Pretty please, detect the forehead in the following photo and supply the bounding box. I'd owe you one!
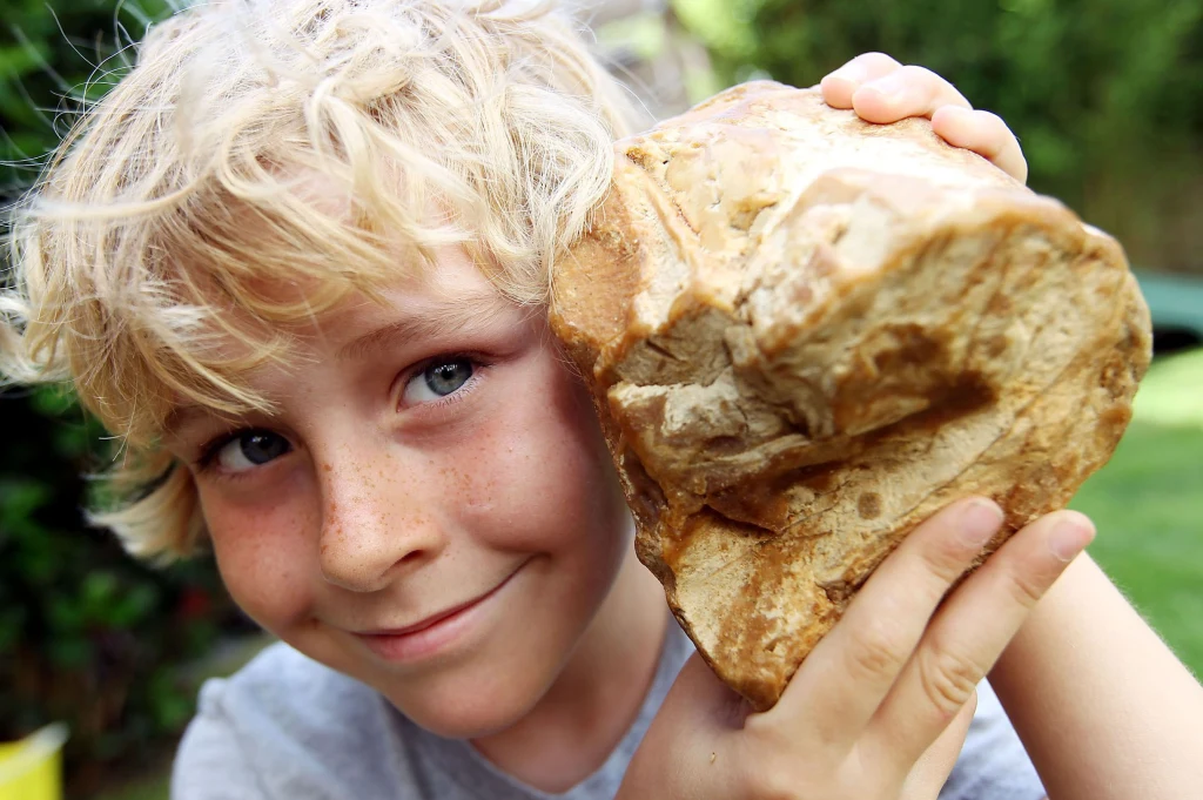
[311,248,525,352]
[163,246,528,429]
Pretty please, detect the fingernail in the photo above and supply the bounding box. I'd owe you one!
[960,499,1004,548]
[1049,514,1095,562]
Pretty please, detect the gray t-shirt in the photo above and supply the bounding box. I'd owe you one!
[172,623,1044,799]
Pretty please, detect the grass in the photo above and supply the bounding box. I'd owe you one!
[1069,347,1203,677]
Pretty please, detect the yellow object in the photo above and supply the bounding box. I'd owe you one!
[0,724,68,800]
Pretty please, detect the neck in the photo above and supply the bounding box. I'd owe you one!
[471,547,669,792]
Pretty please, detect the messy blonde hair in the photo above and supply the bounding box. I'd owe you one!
[0,0,640,560]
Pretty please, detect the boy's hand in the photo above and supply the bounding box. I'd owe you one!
[617,498,1094,800]
[819,53,1028,184]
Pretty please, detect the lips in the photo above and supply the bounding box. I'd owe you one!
[364,592,491,637]
[352,565,523,662]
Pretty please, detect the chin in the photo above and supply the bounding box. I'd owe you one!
[383,673,547,740]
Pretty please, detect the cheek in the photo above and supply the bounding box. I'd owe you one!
[198,485,317,633]
[461,356,628,557]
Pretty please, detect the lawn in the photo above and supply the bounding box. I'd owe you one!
[1069,347,1203,677]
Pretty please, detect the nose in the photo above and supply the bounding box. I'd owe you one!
[315,444,446,593]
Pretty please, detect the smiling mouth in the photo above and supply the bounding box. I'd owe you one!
[352,563,525,661]
[366,589,498,637]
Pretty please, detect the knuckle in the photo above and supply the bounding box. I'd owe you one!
[1003,564,1048,609]
[975,109,1007,129]
[740,758,803,800]
[917,644,982,716]
[899,63,970,107]
[919,536,974,587]
[974,111,1012,145]
[855,51,903,72]
[732,728,804,799]
[742,714,798,759]
[845,619,906,682]
[899,63,939,82]
[898,64,944,95]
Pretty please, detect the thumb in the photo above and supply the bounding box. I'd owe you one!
[899,688,978,799]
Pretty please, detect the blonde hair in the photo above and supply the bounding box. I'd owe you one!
[0,0,641,560]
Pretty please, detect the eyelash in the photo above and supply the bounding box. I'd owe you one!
[192,353,490,476]
[194,429,272,474]
[398,352,488,412]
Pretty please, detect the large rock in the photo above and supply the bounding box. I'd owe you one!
[550,81,1152,710]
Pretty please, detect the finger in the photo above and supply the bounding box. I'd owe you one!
[820,52,903,108]
[932,106,1029,183]
[869,510,1094,770]
[777,497,1004,748]
[851,64,972,124]
[897,689,976,800]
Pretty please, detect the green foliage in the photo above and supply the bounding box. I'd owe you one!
[674,0,1203,273]
[1,0,170,195]
[0,387,242,795]
[2,7,238,794]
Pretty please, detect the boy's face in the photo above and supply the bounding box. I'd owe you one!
[167,248,636,737]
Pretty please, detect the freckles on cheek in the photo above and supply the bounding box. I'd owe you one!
[204,504,316,631]
[441,433,506,521]
[492,403,615,521]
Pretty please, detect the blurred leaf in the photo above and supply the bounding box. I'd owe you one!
[0,605,26,652]
[0,478,52,535]
[107,583,160,628]
[148,671,194,730]
[674,0,1203,272]
[0,385,241,792]
[47,635,93,669]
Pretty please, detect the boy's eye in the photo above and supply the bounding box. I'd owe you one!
[213,430,292,473]
[403,358,476,405]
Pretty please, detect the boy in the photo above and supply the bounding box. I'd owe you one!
[2,1,1200,798]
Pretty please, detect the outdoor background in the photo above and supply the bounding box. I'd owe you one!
[2,1,1201,797]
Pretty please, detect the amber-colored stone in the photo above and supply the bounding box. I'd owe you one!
[550,82,1152,710]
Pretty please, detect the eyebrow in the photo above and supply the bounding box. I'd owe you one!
[163,290,523,438]
[335,289,519,362]
[162,403,234,443]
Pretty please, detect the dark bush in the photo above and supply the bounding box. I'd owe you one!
[2,2,243,795]
[0,387,245,795]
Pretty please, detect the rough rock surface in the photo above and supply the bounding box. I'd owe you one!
[549,81,1152,711]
